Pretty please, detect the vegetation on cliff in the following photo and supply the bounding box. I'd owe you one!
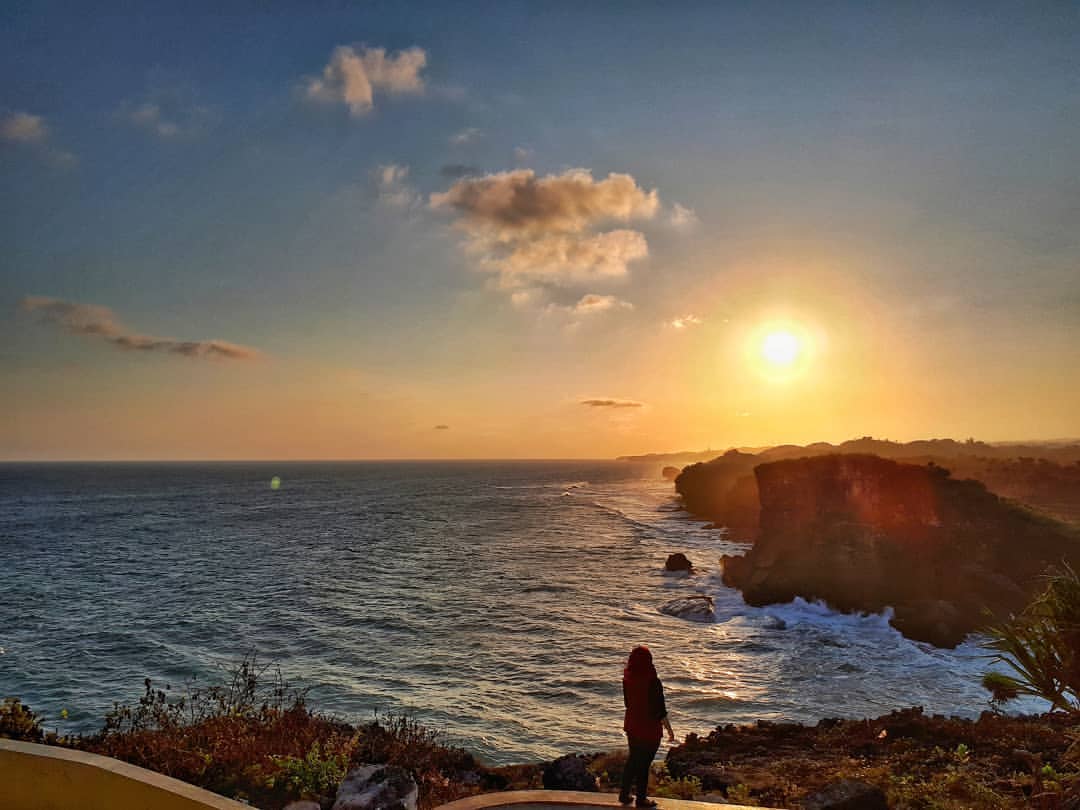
[0,657,498,810]
[665,708,1080,808]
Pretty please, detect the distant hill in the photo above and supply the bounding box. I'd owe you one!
[621,436,1080,465]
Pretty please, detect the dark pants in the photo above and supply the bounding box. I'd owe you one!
[620,736,660,802]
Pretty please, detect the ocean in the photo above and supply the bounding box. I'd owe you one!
[0,461,1028,764]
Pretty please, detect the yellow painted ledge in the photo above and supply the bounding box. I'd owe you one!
[434,789,773,810]
[0,738,252,810]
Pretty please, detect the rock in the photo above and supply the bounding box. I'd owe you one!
[333,765,418,810]
[284,803,321,810]
[662,466,681,480]
[542,753,598,791]
[660,594,715,622]
[803,779,887,810]
[665,552,693,572]
[762,615,786,630]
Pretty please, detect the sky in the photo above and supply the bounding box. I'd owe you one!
[2,1,1079,460]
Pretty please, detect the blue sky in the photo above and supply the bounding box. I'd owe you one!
[3,1,1079,458]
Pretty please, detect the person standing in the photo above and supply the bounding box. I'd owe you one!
[619,645,675,807]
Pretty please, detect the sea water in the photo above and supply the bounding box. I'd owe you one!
[0,461,1030,764]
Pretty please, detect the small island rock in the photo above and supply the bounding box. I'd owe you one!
[660,594,715,622]
[665,552,693,572]
[662,465,681,480]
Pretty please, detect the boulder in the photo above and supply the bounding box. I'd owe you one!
[662,466,681,480]
[333,765,418,810]
[803,779,887,810]
[660,594,715,622]
[541,754,598,792]
[665,552,693,572]
[284,803,321,810]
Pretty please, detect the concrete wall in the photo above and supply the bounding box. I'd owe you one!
[0,739,252,810]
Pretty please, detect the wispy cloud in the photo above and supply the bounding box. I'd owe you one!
[449,127,482,145]
[430,168,659,292]
[669,202,699,231]
[1,110,76,167]
[433,424,450,430]
[580,398,644,408]
[669,314,703,329]
[550,293,634,316]
[375,163,418,209]
[20,296,260,361]
[513,146,533,162]
[306,45,427,116]
[1,111,47,142]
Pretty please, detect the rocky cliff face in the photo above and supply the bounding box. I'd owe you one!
[675,450,762,540]
[720,454,1080,647]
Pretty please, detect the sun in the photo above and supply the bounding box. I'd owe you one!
[761,331,800,367]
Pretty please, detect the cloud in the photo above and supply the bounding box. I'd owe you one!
[430,168,659,291]
[375,163,418,208]
[449,127,482,145]
[440,163,481,178]
[548,293,634,316]
[119,82,218,139]
[669,314,703,329]
[669,202,699,230]
[306,45,427,116]
[433,424,450,430]
[20,296,260,361]
[1,110,76,167]
[513,146,533,162]
[1,111,48,143]
[580,398,644,408]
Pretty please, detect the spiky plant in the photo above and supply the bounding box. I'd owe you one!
[982,564,1080,713]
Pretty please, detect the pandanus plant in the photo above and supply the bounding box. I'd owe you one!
[982,564,1080,714]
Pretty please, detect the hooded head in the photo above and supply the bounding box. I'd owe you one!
[623,645,657,682]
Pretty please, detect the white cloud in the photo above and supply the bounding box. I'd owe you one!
[669,314,703,329]
[569,293,634,314]
[513,146,533,162]
[669,202,699,230]
[375,163,418,208]
[450,127,482,145]
[1,110,76,167]
[306,45,427,116]
[430,168,660,294]
[1,111,48,143]
[20,296,260,361]
[494,230,648,287]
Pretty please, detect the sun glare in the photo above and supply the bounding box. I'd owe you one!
[761,331,800,367]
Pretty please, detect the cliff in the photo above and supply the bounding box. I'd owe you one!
[720,454,1080,646]
[674,450,762,540]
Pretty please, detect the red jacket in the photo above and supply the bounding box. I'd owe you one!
[623,675,667,743]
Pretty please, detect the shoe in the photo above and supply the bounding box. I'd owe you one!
[618,794,632,806]
[635,801,658,808]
